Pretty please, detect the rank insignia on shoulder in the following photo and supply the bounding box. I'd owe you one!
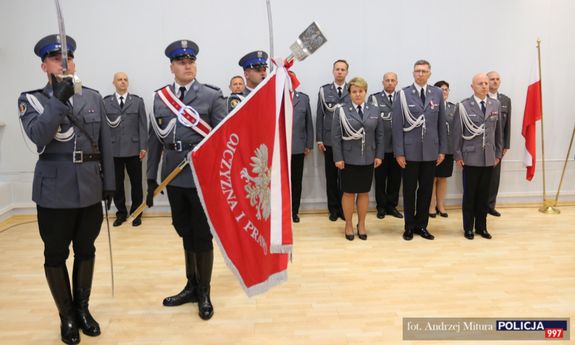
[19,102,27,115]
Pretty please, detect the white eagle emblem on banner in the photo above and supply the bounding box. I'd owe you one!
[240,144,271,220]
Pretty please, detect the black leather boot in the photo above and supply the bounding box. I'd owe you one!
[196,250,214,320]
[163,251,198,306]
[44,265,80,345]
[72,259,101,337]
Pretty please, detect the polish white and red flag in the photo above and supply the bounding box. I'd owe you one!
[522,58,542,181]
[190,60,298,296]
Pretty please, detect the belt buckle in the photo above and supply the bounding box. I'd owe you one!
[175,141,183,152]
[73,151,83,163]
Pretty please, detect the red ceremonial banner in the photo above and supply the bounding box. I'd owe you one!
[191,62,295,296]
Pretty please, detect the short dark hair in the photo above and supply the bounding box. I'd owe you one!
[434,80,449,88]
[333,59,349,70]
[229,75,244,84]
[413,59,431,69]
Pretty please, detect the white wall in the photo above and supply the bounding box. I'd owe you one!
[1,0,575,218]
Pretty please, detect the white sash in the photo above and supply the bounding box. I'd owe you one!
[458,102,486,148]
[399,89,426,138]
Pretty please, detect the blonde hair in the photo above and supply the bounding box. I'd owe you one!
[347,77,368,92]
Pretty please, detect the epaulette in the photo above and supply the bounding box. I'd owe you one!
[21,88,44,95]
[321,83,332,89]
[296,91,309,98]
[203,83,221,91]
[129,94,142,99]
[103,94,114,99]
[82,86,100,94]
[154,84,170,93]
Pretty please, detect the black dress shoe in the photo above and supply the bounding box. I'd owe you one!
[475,230,492,239]
[386,207,404,218]
[292,214,300,223]
[132,217,142,227]
[113,216,126,227]
[488,209,501,217]
[429,212,437,218]
[376,209,386,219]
[415,228,435,240]
[345,232,354,241]
[402,229,413,241]
[356,225,367,240]
[464,230,474,240]
[436,207,448,218]
[328,213,338,221]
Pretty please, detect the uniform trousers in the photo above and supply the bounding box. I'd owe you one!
[166,185,213,253]
[323,146,342,215]
[402,161,436,231]
[113,156,143,219]
[37,203,103,267]
[488,160,502,210]
[291,154,305,215]
[462,165,493,232]
[374,152,402,212]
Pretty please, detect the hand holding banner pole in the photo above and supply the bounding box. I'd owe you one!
[126,158,190,223]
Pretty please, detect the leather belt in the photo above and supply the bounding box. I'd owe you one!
[39,151,101,163]
[164,141,195,152]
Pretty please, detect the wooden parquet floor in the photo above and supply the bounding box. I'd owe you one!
[1,207,574,344]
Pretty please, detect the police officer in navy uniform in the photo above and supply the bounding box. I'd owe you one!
[19,34,115,344]
[103,72,147,227]
[146,39,227,320]
[332,77,384,240]
[487,71,511,217]
[316,59,351,221]
[392,59,447,241]
[369,72,403,220]
[453,73,503,240]
[238,50,268,96]
[291,90,314,223]
[226,75,245,112]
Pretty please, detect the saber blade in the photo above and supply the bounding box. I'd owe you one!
[54,0,68,74]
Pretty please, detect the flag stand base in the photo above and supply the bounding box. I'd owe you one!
[538,199,560,214]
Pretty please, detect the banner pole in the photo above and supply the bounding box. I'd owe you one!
[537,39,559,214]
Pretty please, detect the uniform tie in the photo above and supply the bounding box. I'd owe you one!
[420,87,425,104]
[179,86,187,101]
[388,94,393,104]
[480,100,486,115]
[119,96,124,109]
[337,86,342,98]
[357,105,363,120]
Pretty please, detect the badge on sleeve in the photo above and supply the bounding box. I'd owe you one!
[19,102,27,115]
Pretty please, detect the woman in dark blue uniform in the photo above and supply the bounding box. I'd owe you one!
[332,77,384,240]
[429,80,456,218]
